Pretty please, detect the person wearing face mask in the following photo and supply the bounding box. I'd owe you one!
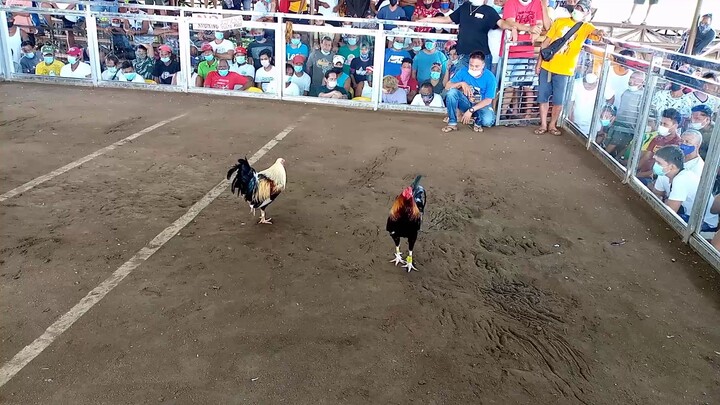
[678,14,715,56]
[604,71,647,157]
[337,35,361,76]
[637,108,682,184]
[307,36,336,95]
[412,39,447,83]
[19,41,41,75]
[195,43,219,87]
[230,47,256,86]
[60,47,92,79]
[133,45,155,80]
[254,49,278,92]
[444,43,460,83]
[205,59,250,90]
[350,43,374,97]
[688,104,715,159]
[377,0,408,30]
[152,44,181,85]
[384,37,412,77]
[287,32,310,62]
[411,0,439,32]
[290,55,312,96]
[266,63,302,95]
[422,0,539,69]
[534,0,604,136]
[651,145,718,231]
[408,38,424,58]
[441,51,496,132]
[427,62,445,94]
[567,72,601,135]
[395,58,419,103]
[35,45,64,77]
[606,49,635,110]
[594,104,617,147]
[411,81,445,107]
[318,70,349,99]
[210,32,234,60]
[101,55,122,81]
[684,72,720,115]
[248,29,275,70]
[118,61,147,83]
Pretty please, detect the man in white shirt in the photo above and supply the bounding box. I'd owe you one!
[653,129,704,195]
[118,60,147,83]
[209,31,235,59]
[229,46,256,86]
[652,144,718,230]
[267,64,301,96]
[411,82,445,107]
[290,55,312,96]
[60,47,92,79]
[568,73,610,135]
[606,49,634,109]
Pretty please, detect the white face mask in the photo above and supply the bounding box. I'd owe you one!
[468,68,483,78]
[469,0,483,5]
[260,59,270,68]
[327,80,337,89]
[571,10,585,22]
[628,85,640,92]
[657,125,671,137]
[689,121,704,130]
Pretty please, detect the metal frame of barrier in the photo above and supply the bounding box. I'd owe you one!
[3,1,720,271]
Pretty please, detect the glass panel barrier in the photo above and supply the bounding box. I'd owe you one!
[566,44,612,140]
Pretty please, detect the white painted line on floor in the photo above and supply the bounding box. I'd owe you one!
[0,113,188,202]
[0,114,308,388]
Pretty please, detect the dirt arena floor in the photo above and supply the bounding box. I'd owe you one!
[1,82,719,405]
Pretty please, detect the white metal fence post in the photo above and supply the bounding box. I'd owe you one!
[85,7,102,86]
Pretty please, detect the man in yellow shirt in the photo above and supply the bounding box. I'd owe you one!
[534,0,603,136]
[35,45,65,77]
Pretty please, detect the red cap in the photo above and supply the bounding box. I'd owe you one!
[67,47,82,57]
[291,55,305,64]
[158,44,172,53]
[234,46,247,55]
[200,42,213,52]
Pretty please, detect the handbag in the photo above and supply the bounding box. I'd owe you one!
[540,21,584,62]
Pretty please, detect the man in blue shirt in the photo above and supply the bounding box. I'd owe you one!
[377,0,407,30]
[384,37,412,77]
[441,51,497,133]
[412,39,447,83]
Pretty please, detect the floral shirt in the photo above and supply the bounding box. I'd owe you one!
[413,5,439,32]
[651,90,693,118]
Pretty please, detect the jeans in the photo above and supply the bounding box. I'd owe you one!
[445,88,495,127]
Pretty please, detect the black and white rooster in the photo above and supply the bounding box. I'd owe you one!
[226,157,286,224]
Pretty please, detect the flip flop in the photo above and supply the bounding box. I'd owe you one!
[441,125,459,133]
[442,116,450,123]
[549,128,562,136]
[472,124,483,133]
[534,127,547,135]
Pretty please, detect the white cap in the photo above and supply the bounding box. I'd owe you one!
[585,73,598,84]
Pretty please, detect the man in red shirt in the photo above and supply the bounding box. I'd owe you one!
[411,0,439,32]
[204,59,250,90]
[501,0,550,118]
[396,57,419,104]
[637,108,682,184]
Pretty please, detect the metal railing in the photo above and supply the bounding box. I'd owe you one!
[2,1,720,271]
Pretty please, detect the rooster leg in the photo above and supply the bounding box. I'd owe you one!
[389,235,405,265]
[248,202,256,216]
[403,235,418,272]
[258,209,272,224]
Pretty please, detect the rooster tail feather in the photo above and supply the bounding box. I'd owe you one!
[410,175,422,190]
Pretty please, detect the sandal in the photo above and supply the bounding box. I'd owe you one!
[472,124,483,133]
[534,127,547,135]
[442,116,449,123]
[441,125,458,133]
[548,128,562,136]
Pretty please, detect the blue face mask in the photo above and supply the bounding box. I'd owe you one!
[679,144,696,156]
[347,37,357,46]
[218,69,229,77]
[293,65,303,73]
[236,55,246,64]
[291,38,301,45]
[108,67,117,73]
[430,71,441,80]
[161,56,171,63]
[425,41,436,51]
[44,56,54,64]
[254,35,265,41]
[412,46,422,52]
[600,119,611,127]
[204,54,214,62]
[24,52,35,59]
[491,5,502,13]
[440,2,449,9]
[652,162,666,176]
[393,42,404,50]
[360,53,369,60]
[124,72,137,81]
[67,57,77,65]
[214,32,224,40]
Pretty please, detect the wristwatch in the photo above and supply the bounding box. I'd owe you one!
[469,107,476,113]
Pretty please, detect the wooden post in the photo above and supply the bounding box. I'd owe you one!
[685,0,704,54]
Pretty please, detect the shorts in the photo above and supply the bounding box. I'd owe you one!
[634,0,659,4]
[505,57,536,86]
[605,125,634,150]
[537,68,570,104]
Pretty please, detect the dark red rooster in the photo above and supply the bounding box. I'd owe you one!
[226,157,286,224]
[387,175,426,272]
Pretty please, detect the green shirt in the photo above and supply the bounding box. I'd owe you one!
[198,59,218,79]
[337,45,360,76]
